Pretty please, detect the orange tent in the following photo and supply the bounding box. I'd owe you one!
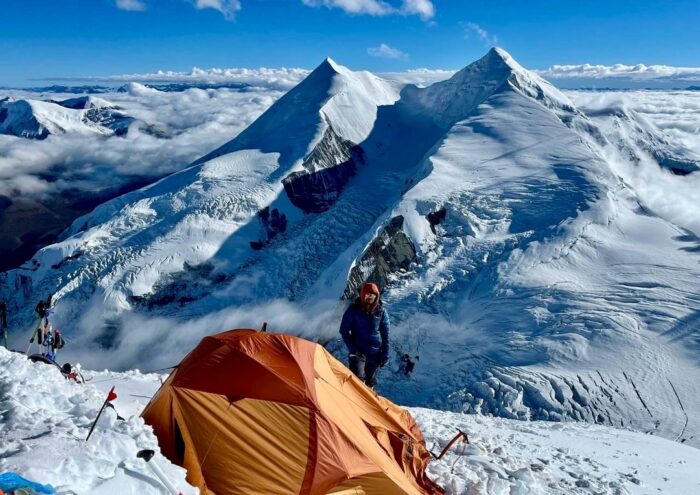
[142,329,444,495]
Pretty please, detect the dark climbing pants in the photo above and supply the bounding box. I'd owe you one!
[349,353,381,388]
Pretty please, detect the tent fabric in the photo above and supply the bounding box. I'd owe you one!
[142,329,444,495]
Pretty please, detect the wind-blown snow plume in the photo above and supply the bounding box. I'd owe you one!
[462,22,498,47]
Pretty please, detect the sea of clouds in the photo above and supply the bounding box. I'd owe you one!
[0,83,283,198]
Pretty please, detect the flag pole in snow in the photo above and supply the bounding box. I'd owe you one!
[137,449,183,495]
[86,386,117,442]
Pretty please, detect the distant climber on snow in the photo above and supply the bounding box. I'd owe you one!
[31,294,53,346]
[29,294,56,356]
[339,282,390,388]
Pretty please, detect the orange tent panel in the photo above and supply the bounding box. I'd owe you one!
[142,329,444,495]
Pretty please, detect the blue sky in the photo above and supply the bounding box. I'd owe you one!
[1,0,699,86]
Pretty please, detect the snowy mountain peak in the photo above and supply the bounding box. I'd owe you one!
[320,56,342,72]
[402,47,575,129]
[453,46,522,81]
[57,95,120,110]
[0,96,133,140]
[487,47,525,72]
[302,56,356,86]
[197,56,398,164]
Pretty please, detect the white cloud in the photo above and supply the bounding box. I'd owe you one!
[400,0,434,20]
[302,0,391,15]
[302,0,434,19]
[193,0,241,20]
[538,63,700,82]
[463,22,498,47]
[115,0,147,11]
[367,43,408,60]
[50,67,311,91]
[61,299,343,370]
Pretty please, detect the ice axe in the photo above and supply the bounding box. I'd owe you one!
[431,429,470,460]
[137,449,183,495]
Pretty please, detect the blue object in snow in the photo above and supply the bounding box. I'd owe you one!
[0,472,55,494]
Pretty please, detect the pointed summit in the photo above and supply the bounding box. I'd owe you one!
[195,56,398,165]
[322,57,342,72]
[486,47,523,70]
[402,48,573,129]
[306,57,349,81]
[311,57,340,75]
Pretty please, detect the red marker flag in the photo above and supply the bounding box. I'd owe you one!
[86,386,118,442]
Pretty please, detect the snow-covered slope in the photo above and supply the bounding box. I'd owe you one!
[416,407,700,494]
[568,91,700,175]
[0,96,134,139]
[2,346,699,495]
[2,49,699,449]
[0,348,197,494]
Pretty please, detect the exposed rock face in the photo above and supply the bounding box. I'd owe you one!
[83,107,133,136]
[283,124,364,213]
[426,208,447,234]
[343,215,416,299]
[250,206,288,250]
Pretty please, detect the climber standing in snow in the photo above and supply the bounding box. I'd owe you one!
[339,282,390,388]
[29,294,53,353]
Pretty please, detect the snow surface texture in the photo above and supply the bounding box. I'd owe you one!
[0,347,197,495]
[2,346,699,495]
[414,408,700,495]
[2,49,699,449]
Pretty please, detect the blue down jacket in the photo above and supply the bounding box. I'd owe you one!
[339,300,390,360]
